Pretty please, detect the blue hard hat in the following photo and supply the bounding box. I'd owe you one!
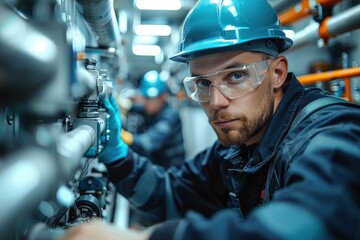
[169,0,293,63]
[139,70,168,98]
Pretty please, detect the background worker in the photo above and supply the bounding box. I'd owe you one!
[123,93,147,136]
[121,70,185,169]
[59,0,360,239]
[121,70,186,227]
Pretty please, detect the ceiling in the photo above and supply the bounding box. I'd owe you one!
[113,0,198,84]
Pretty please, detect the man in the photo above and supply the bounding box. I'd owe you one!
[60,0,360,239]
[122,70,185,169]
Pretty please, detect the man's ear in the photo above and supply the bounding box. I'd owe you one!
[272,56,288,89]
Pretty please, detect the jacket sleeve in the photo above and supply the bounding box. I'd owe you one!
[106,142,227,222]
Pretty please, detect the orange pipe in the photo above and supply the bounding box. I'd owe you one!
[279,0,312,26]
[298,66,360,85]
[343,77,352,102]
[318,17,332,41]
[279,0,343,26]
[316,0,342,7]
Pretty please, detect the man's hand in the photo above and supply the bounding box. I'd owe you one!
[99,96,129,164]
[57,220,151,240]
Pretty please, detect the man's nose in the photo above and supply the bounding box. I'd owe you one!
[209,85,230,109]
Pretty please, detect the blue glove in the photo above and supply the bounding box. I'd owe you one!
[99,96,128,164]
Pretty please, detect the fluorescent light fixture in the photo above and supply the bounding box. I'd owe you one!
[118,10,128,33]
[134,35,159,45]
[284,29,295,40]
[135,24,172,36]
[136,0,181,10]
[133,44,161,56]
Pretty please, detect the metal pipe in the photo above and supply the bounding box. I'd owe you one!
[0,125,95,239]
[75,0,121,48]
[0,3,57,103]
[291,4,360,50]
[271,0,302,14]
[291,22,320,49]
[0,147,59,239]
[72,66,97,99]
[325,4,360,37]
[56,125,96,178]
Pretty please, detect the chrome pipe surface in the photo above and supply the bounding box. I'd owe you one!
[291,4,360,50]
[0,3,57,102]
[75,0,121,47]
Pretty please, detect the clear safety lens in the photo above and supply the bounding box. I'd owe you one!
[183,59,272,102]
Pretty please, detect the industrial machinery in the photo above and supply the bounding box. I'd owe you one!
[0,0,125,239]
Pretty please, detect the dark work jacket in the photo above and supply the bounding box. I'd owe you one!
[106,73,360,240]
[130,103,185,169]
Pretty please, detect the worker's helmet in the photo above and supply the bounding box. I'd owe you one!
[139,70,168,98]
[169,0,293,63]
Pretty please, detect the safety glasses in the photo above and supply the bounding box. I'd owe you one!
[183,59,273,102]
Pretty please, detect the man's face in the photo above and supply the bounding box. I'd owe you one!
[189,51,276,146]
[144,95,166,116]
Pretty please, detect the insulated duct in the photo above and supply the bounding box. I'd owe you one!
[271,0,302,14]
[75,0,121,48]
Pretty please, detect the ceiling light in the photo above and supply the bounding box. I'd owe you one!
[118,10,128,33]
[132,44,161,56]
[284,29,295,40]
[134,35,159,45]
[135,24,171,36]
[135,0,181,10]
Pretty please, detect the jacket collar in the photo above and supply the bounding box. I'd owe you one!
[218,73,305,172]
[246,73,305,171]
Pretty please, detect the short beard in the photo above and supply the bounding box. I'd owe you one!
[211,97,274,147]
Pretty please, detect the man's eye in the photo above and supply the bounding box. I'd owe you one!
[195,79,211,88]
[229,72,246,83]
